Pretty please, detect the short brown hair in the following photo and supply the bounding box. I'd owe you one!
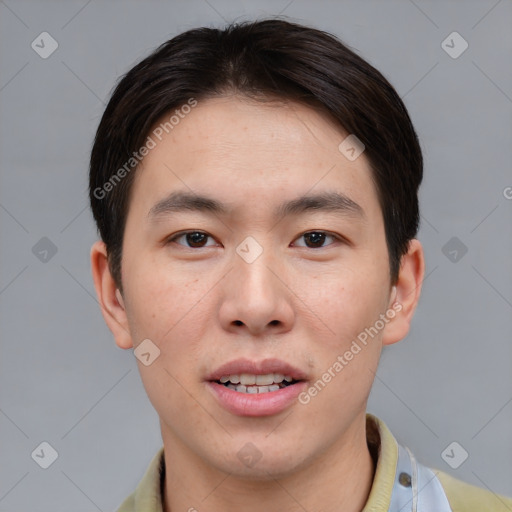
[89,19,423,291]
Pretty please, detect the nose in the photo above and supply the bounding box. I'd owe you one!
[218,244,295,336]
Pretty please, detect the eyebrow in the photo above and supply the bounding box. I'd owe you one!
[147,190,365,222]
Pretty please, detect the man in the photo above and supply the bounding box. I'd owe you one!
[89,19,512,512]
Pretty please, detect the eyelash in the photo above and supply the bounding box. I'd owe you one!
[165,230,343,249]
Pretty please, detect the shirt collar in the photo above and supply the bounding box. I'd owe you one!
[363,413,399,511]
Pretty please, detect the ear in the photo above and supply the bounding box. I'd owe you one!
[381,238,425,346]
[90,240,133,349]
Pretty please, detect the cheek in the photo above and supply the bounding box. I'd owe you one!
[128,264,219,383]
[124,254,205,339]
[303,264,388,345]
[128,270,211,418]
[297,266,387,406]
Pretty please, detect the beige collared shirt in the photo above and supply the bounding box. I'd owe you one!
[116,414,512,511]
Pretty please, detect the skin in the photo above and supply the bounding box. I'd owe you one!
[91,96,424,512]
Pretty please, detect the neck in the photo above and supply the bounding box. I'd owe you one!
[162,413,375,512]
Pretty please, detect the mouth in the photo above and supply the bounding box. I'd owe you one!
[205,358,308,416]
[216,372,299,394]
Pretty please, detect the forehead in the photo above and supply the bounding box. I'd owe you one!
[129,96,381,223]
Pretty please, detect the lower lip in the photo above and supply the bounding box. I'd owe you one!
[206,381,308,417]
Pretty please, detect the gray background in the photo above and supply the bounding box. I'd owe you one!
[1,0,511,510]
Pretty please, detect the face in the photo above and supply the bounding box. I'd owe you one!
[95,96,413,479]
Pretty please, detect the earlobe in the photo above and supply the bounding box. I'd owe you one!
[382,239,425,346]
[90,240,133,349]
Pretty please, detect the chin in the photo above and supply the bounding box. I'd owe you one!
[223,457,308,481]
[208,437,314,481]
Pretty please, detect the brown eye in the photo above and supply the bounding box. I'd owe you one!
[185,232,208,247]
[168,231,216,248]
[304,232,326,248]
[294,231,337,249]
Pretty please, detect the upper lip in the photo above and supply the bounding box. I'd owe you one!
[206,358,308,382]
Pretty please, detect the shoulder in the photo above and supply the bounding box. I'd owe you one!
[435,469,512,512]
[116,492,135,512]
[115,447,165,512]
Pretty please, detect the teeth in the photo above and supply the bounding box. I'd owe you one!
[233,384,275,394]
[222,381,296,394]
[255,374,274,385]
[219,373,293,386]
[240,373,256,385]
[220,374,241,384]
